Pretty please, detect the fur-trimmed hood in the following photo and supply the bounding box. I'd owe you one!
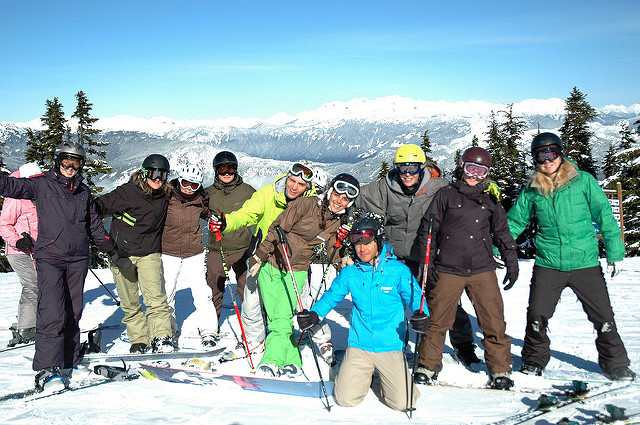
[530,159,579,197]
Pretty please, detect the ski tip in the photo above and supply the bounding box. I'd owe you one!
[138,369,156,380]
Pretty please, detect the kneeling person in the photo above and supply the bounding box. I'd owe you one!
[297,217,427,411]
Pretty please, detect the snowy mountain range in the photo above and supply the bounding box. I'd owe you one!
[1,95,639,192]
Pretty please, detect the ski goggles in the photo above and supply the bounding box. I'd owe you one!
[333,180,359,199]
[534,146,561,164]
[59,155,83,171]
[349,229,376,245]
[144,168,169,182]
[180,178,201,191]
[462,162,490,179]
[217,165,236,175]
[289,162,314,182]
[395,163,422,175]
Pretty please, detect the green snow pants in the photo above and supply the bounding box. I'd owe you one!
[257,262,307,368]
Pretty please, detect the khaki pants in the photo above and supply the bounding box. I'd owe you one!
[335,347,420,411]
[111,253,172,345]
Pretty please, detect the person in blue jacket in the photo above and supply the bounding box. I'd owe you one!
[297,216,429,411]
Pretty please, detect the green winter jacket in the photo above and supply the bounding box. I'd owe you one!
[507,160,624,272]
[224,174,315,242]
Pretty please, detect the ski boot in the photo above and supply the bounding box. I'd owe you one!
[7,324,36,347]
[413,365,438,385]
[519,361,544,376]
[282,364,303,379]
[200,333,220,348]
[603,366,636,381]
[453,343,481,368]
[35,367,70,392]
[491,372,514,390]
[129,342,150,354]
[151,336,174,353]
[256,363,281,378]
[319,341,335,366]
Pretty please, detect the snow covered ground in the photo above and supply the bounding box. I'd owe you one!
[0,258,638,424]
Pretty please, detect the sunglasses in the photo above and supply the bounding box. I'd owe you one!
[462,162,490,179]
[145,168,169,182]
[333,180,359,199]
[290,163,314,182]
[395,163,422,175]
[534,147,561,164]
[349,229,376,245]
[217,165,236,175]
[180,179,201,191]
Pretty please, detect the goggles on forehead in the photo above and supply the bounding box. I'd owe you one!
[349,229,376,245]
[395,163,422,175]
[144,168,169,182]
[290,162,314,182]
[217,164,236,175]
[462,162,490,179]
[333,180,359,199]
[534,147,561,164]
[180,178,201,191]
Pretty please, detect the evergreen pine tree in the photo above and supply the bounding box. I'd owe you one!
[617,121,640,255]
[72,91,110,196]
[559,87,598,177]
[601,141,619,179]
[420,130,435,163]
[377,161,390,180]
[485,111,508,194]
[25,97,67,169]
[498,104,528,210]
[470,135,479,147]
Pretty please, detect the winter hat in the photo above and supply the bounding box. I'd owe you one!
[19,162,43,178]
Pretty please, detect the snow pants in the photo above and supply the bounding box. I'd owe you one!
[418,270,513,374]
[335,347,420,411]
[206,249,248,317]
[162,252,219,336]
[302,263,334,347]
[258,262,306,368]
[8,254,38,330]
[33,257,88,371]
[241,270,267,344]
[111,253,172,346]
[522,265,630,373]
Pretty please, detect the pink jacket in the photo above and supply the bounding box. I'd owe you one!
[0,170,39,255]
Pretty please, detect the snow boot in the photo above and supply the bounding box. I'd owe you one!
[282,364,303,379]
[129,343,150,354]
[453,343,481,368]
[200,333,219,348]
[413,365,438,385]
[256,363,281,378]
[519,362,543,376]
[35,367,70,392]
[319,341,335,366]
[604,366,636,381]
[152,337,175,353]
[491,372,514,390]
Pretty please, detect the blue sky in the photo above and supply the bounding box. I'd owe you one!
[1,0,638,122]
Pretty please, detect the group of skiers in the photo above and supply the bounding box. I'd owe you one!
[0,130,635,406]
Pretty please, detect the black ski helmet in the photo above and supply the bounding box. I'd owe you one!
[461,146,491,168]
[142,154,170,172]
[54,142,86,171]
[213,151,238,168]
[350,216,385,253]
[531,132,563,155]
[328,173,360,208]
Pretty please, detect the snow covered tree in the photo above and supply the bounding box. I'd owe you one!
[25,97,67,169]
[72,91,110,196]
[470,135,479,147]
[377,161,390,180]
[601,141,619,179]
[420,129,435,163]
[559,87,598,178]
[498,104,528,209]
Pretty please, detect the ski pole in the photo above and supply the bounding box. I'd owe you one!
[409,213,435,419]
[89,268,121,306]
[217,234,256,372]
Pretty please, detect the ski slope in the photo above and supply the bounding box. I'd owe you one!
[0,258,638,424]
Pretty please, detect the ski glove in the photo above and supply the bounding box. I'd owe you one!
[15,232,34,253]
[108,249,133,272]
[410,311,430,334]
[336,224,351,246]
[296,310,319,331]
[607,262,620,278]
[248,255,262,277]
[208,213,226,234]
[502,268,518,290]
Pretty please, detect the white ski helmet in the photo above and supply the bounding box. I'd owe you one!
[178,163,204,184]
[311,166,328,192]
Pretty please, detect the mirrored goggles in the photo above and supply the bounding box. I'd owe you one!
[145,168,169,182]
[462,162,490,179]
[534,147,561,164]
[180,179,201,191]
[59,155,83,171]
[395,163,422,175]
[290,163,314,182]
[333,180,359,199]
[217,165,237,175]
[349,229,376,245]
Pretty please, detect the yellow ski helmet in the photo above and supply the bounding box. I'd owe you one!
[394,144,426,164]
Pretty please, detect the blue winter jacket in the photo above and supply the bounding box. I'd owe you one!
[312,243,425,353]
[0,168,110,261]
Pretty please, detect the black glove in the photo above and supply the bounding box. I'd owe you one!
[410,311,430,334]
[15,233,34,253]
[108,249,133,272]
[502,268,518,290]
[296,310,319,331]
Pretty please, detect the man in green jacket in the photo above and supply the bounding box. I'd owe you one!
[507,132,634,381]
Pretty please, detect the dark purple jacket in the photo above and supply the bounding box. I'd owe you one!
[0,168,110,261]
[418,181,518,277]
